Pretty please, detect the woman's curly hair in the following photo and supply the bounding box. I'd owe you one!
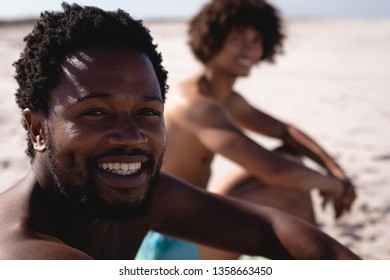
[188,0,284,64]
[13,2,168,159]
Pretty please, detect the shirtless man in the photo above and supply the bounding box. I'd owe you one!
[137,0,357,259]
[0,3,360,260]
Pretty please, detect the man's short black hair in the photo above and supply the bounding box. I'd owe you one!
[13,2,168,159]
[188,0,284,64]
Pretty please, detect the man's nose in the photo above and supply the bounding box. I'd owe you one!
[107,118,147,147]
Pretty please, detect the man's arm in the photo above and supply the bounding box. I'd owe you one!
[152,173,360,260]
[226,92,356,217]
[1,239,93,260]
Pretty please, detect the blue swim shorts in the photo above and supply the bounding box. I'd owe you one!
[135,231,200,260]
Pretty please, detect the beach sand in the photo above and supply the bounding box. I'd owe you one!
[1,19,389,259]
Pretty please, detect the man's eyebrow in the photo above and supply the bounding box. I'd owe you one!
[141,95,163,104]
[75,92,113,103]
[73,92,163,104]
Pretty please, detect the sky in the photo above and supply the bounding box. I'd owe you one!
[0,0,389,21]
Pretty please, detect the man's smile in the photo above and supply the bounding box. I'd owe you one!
[93,154,151,190]
[98,162,142,175]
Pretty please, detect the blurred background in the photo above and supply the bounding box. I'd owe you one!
[1,0,389,21]
[0,0,389,259]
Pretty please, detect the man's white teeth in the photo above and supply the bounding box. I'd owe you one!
[99,162,142,175]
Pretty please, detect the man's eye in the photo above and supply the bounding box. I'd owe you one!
[139,109,161,117]
[83,109,107,116]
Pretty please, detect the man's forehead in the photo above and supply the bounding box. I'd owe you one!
[55,48,161,105]
[64,51,93,71]
[62,47,143,68]
[60,47,154,84]
[60,50,94,100]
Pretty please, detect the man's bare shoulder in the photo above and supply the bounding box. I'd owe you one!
[0,235,92,260]
[0,178,91,260]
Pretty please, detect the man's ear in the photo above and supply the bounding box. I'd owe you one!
[23,109,47,153]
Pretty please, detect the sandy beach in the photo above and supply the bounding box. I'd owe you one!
[1,19,389,259]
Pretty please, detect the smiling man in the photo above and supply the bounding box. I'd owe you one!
[0,3,359,260]
[39,47,165,220]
